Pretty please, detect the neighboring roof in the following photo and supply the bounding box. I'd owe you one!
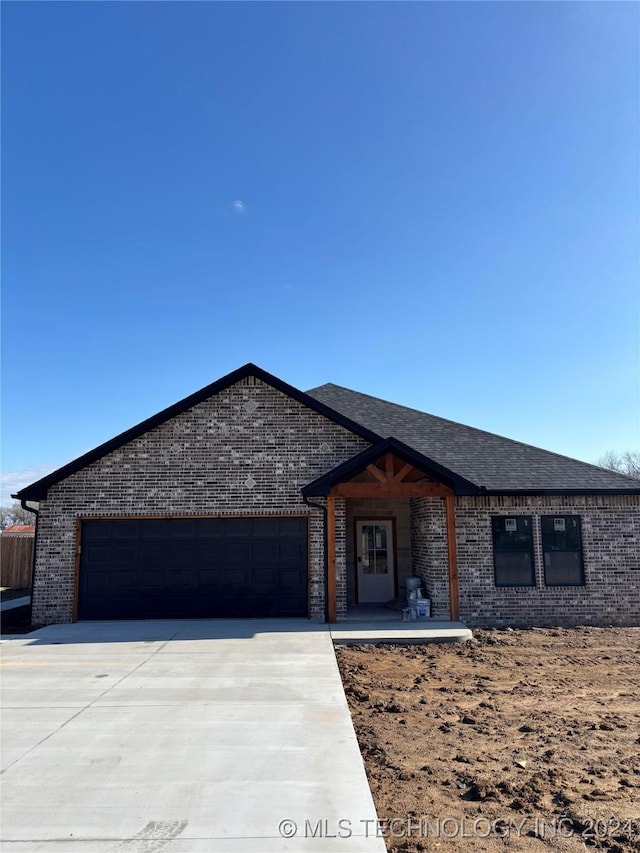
[14,364,382,502]
[1,525,35,534]
[302,437,480,496]
[306,383,640,494]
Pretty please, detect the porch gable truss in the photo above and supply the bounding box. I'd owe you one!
[301,436,480,499]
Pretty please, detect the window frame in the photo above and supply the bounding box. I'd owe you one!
[491,515,536,588]
[541,514,585,587]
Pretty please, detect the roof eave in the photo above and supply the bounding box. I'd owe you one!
[479,487,640,497]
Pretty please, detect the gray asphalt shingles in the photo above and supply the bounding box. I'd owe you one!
[306,383,639,492]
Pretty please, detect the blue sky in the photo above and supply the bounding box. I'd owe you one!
[2,1,638,503]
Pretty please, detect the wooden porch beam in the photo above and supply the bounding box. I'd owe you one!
[384,454,394,481]
[326,496,337,623]
[365,464,388,484]
[392,462,414,482]
[445,494,460,622]
[330,482,450,498]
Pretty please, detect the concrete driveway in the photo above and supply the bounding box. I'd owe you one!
[1,620,386,852]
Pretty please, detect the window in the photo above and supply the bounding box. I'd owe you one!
[492,516,535,586]
[541,515,585,586]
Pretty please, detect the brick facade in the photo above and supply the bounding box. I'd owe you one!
[30,374,640,628]
[456,495,640,627]
[409,497,450,619]
[32,377,369,624]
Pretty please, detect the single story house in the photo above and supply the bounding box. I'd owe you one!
[15,363,640,627]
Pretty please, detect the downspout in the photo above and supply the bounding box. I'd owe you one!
[302,495,330,623]
[20,499,39,627]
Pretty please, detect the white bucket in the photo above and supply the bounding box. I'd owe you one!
[406,577,422,591]
[415,598,431,620]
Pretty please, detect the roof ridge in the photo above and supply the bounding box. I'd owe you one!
[306,383,640,485]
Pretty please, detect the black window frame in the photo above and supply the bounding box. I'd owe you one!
[491,515,536,588]
[541,514,585,587]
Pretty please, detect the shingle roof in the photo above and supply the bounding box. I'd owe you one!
[305,383,640,493]
[1,525,35,534]
[301,437,480,496]
[13,364,640,501]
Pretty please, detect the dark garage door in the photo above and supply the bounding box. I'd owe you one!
[78,517,308,620]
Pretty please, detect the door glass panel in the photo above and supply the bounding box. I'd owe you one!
[356,520,394,603]
[361,529,371,567]
[359,524,390,574]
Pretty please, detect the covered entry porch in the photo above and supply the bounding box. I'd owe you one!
[303,438,478,624]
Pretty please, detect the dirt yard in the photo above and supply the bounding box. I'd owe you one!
[336,628,640,852]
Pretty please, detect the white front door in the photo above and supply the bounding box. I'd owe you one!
[356,520,395,603]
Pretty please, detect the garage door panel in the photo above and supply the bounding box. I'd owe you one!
[111,570,138,590]
[197,519,225,538]
[169,543,195,564]
[140,542,168,564]
[279,541,306,562]
[252,542,278,563]
[224,518,252,537]
[277,594,307,615]
[85,544,110,563]
[195,542,225,564]
[78,517,308,619]
[170,519,199,539]
[224,542,252,563]
[167,569,196,588]
[111,545,137,562]
[251,517,281,537]
[253,567,278,586]
[279,567,305,586]
[197,568,225,589]
[224,566,252,587]
[139,568,166,589]
[84,571,109,594]
[84,521,113,540]
[110,520,139,539]
[279,517,308,538]
[141,519,170,538]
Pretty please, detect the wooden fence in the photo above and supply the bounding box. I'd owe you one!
[1,534,34,588]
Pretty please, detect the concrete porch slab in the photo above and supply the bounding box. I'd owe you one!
[330,619,472,644]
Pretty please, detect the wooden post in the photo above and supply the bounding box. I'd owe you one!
[72,518,82,622]
[445,494,460,622]
[326,495,337,623]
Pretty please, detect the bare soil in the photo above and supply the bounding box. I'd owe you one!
[336,628,640,852]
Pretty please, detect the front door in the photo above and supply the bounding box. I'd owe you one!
[356,520,395,603]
